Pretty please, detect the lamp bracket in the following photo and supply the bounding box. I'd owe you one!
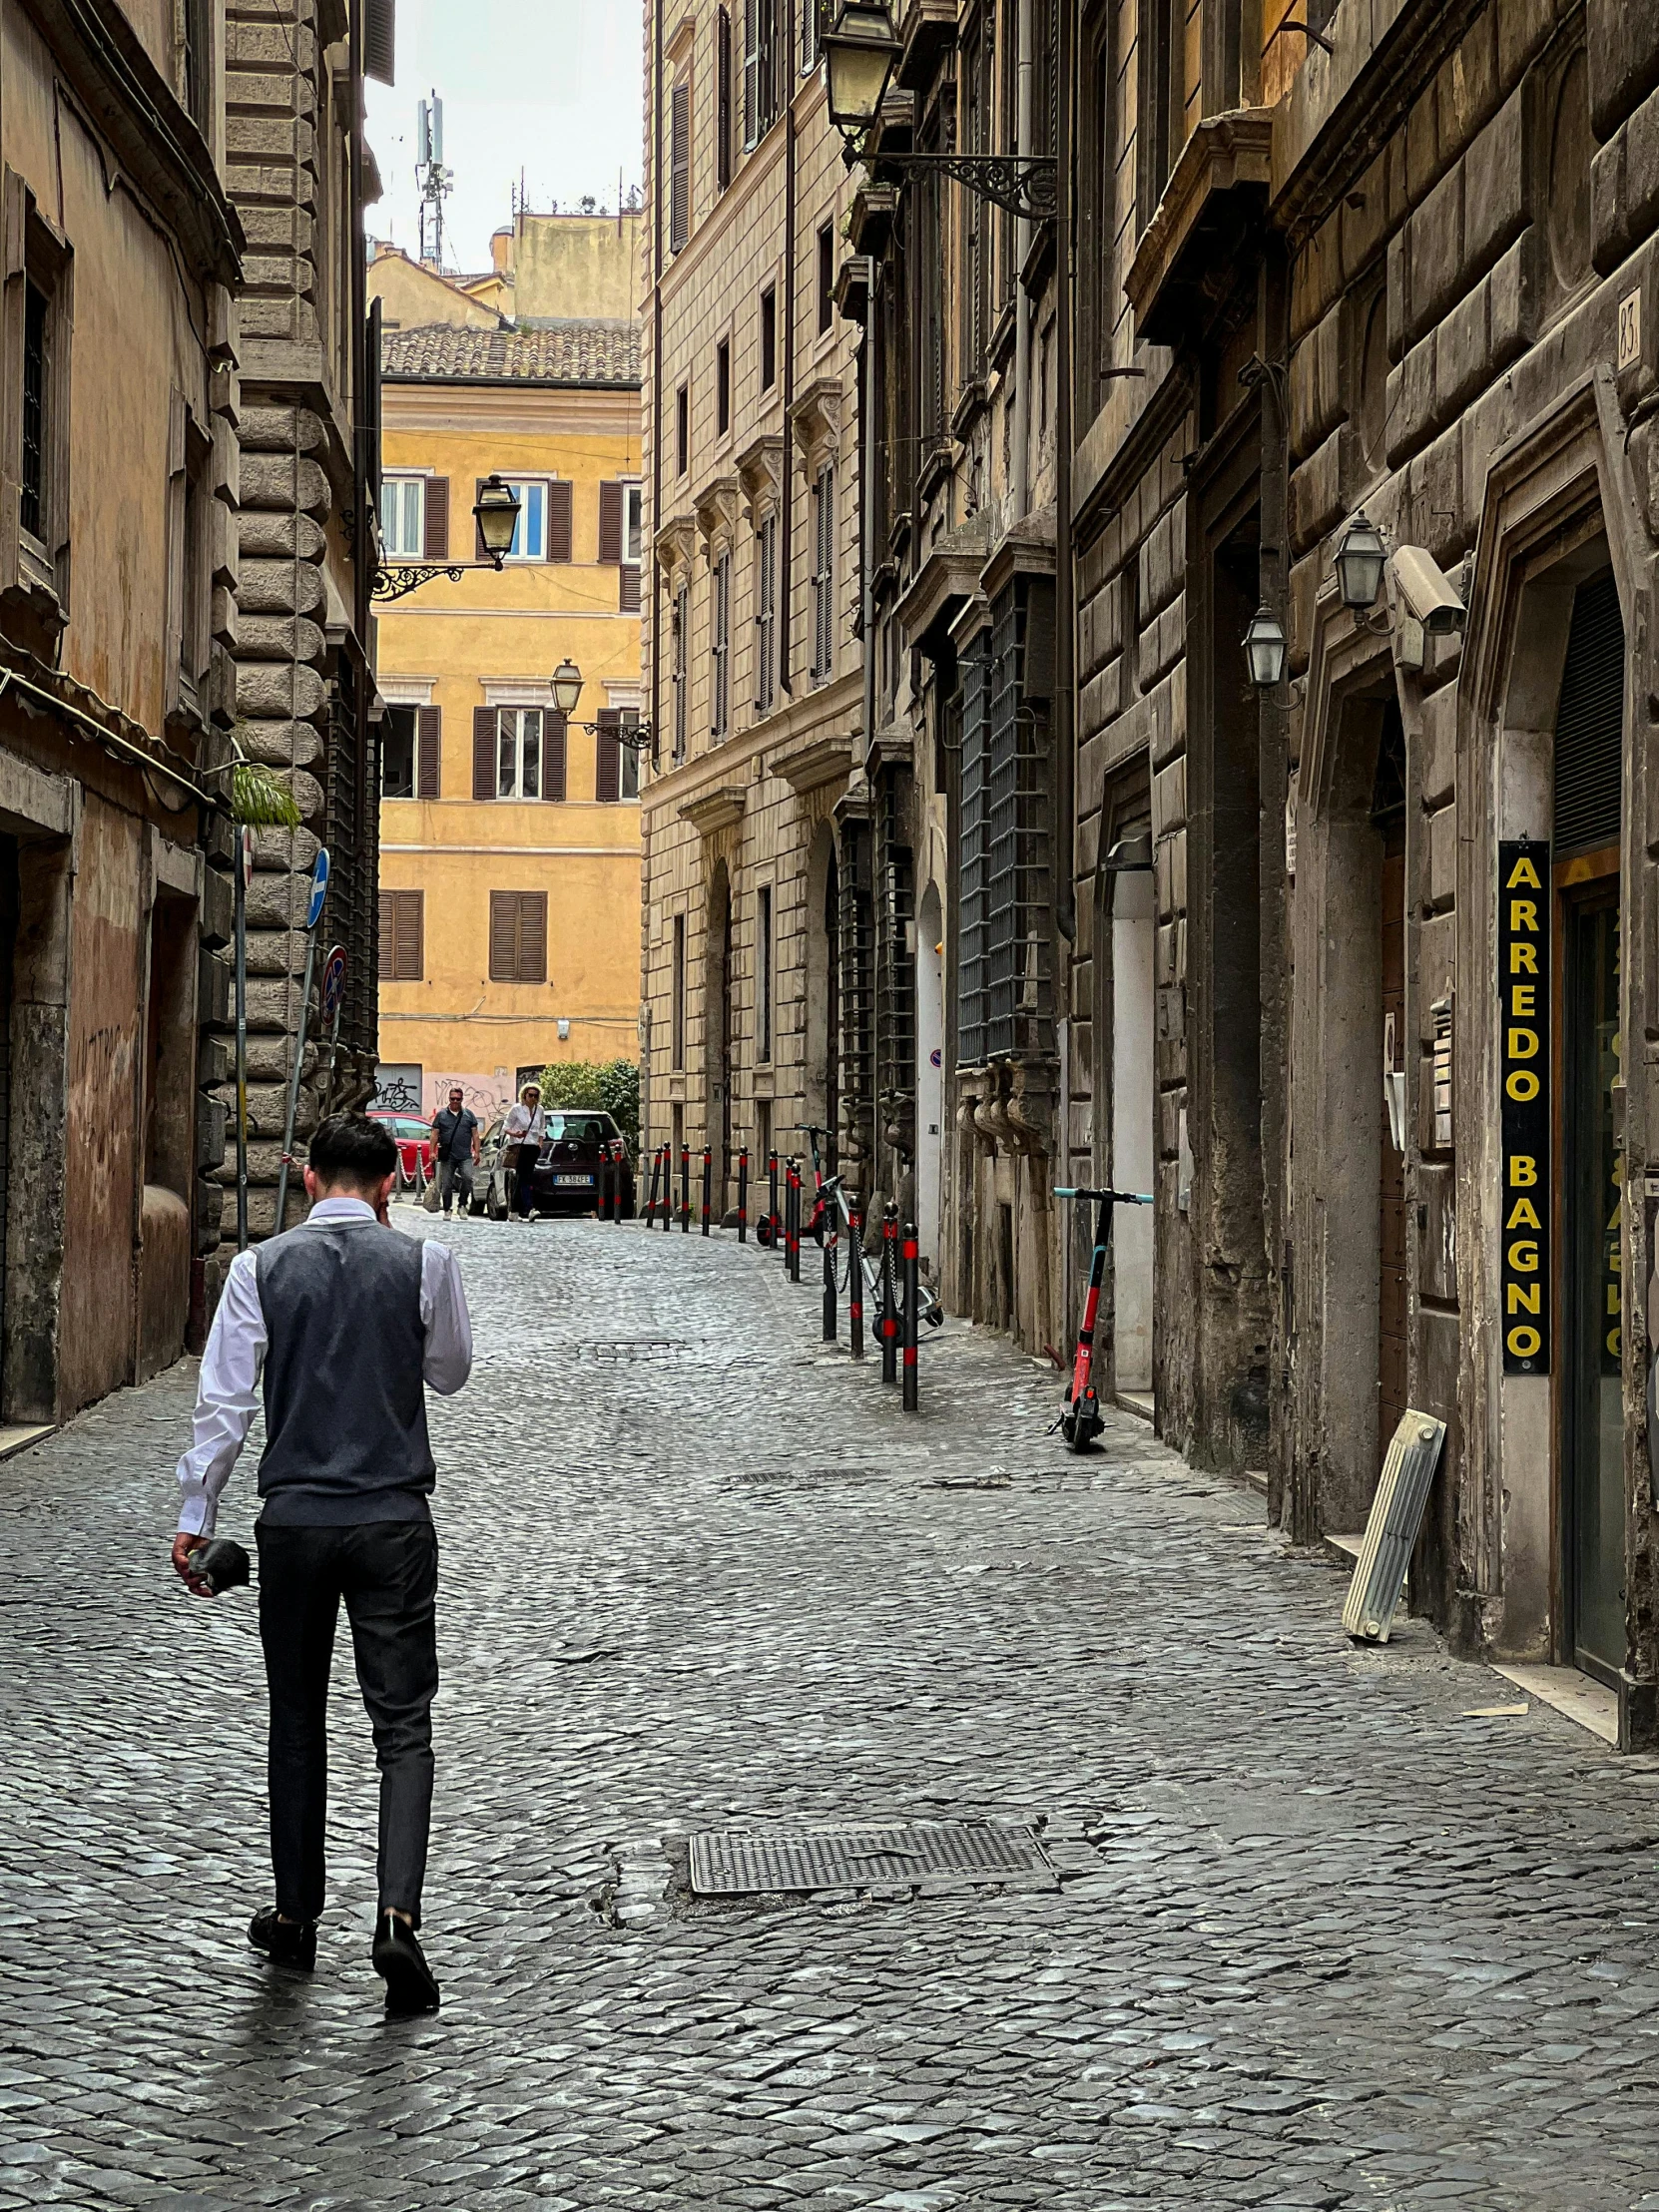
[371,562,468,603]
[862,149,1057,222]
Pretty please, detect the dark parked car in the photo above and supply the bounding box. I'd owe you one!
[477,1109,635,1219]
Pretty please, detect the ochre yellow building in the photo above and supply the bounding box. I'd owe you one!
[369,311,643,1121]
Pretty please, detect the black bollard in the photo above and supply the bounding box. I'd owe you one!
[822,1194,837,1341]
[680,1144,691,1234]
[879,1204,899,1385]
[786,1160,801,1283]
[901,1219,920,1411]
[701,1146,712,1236]
[847,1196,864,1360]
[768,1149,780,1249]
[643,1145,660,1225]
[657,1145,670,1228]
[738,1148,749,1243]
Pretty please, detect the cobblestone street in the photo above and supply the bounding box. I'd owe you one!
[7,1213,1659,2208]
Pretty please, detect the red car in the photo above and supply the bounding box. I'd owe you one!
[369,1109,434,1185]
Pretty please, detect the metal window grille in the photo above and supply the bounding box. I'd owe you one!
[957,634,992,1066]
[756,514,777,715]
[1552,569,1624,857]
[21,281,46,541]
[877,774,916,1153]
[838,823,875,1159]
[712,552,732,738]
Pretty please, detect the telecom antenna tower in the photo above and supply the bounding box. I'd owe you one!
[415,93,451,268]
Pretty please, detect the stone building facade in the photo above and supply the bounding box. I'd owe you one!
[640,3,863,1210]
[223,0,384,1246]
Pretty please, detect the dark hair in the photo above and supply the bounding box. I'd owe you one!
[308,1112,397,1191]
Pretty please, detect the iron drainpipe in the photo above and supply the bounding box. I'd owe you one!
[860,260,880,1194]
[780,106,797,694]
[1011,0,1033,520]
[645,0,665,1166]
[1054,0,1075,948]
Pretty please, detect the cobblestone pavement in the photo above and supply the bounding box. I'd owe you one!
[7,1214,1659,2209]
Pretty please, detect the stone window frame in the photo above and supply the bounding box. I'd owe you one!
[1,172,74,622]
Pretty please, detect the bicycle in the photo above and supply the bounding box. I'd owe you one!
[1052,1185,1152,1451]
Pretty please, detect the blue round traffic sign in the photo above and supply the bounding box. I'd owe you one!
[320,945,347,1026]
[306,847,330,930]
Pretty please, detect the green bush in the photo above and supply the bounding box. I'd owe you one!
[538,1058,640,1151]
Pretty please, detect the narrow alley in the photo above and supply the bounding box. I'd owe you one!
[4,1214,1659,2209]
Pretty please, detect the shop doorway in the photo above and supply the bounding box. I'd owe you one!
[1375,715,1408,1456]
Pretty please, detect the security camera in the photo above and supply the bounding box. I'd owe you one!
[1390,545,1466,634]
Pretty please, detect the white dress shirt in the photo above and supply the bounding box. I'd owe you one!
[176,1199,473,1537]
[504,1103,545,1143]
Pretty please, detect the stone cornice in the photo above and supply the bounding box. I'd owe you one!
[678,784,747,835]
[736,433,787,525]
[693,475,742,557]
[1124,110,1273,349]
[791,377,845,481]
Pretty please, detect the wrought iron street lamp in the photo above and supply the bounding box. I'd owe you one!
[547,658,652,751]
[371,473,523,602]
[1243,605,1288,690]
[822,1,1056,222]
[1335,509,1386,612]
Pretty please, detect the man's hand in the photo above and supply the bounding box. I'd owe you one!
[172,1532,216,1598]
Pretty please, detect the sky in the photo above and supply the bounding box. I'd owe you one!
[364,2,645,276]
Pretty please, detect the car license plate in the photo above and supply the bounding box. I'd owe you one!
[554,1173,594,1187]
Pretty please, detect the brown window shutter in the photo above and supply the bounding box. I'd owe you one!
[377,888,395,979]
[473,706,497,800]
[423,478,449,560]
[519,891,547,982]
[596,709,621,804]
[598,479,623,564]
[620,563,641,613]
[489,891,518,981]
[717,9,733,190]
[474,477,489,561]
[671,80,691,250]
[547,479,573,563]
[417,706,441,798]
[395,890,423,980]
[542,711,567,801]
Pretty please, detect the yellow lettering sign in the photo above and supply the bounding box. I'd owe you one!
[1506,1282,1541,1316]
[1507,1026,1539,1060]
[1510,983,1535,1017]
[1509,1155,1538,1187]
[1505,1197,1541,1230]
[1507,1241,1539,1274]
[1505,855,1543,889]
[1506,1069,1540,1102]
[1509,898,1538,932]
[1509,943,1538,974]
[1507,1325,1542,1359]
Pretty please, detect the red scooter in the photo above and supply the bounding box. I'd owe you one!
[1053,1185,1152,1450]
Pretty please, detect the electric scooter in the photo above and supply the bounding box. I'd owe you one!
[1053,1185,1153,1450]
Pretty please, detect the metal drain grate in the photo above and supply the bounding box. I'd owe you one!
[688,1821,1051,1896]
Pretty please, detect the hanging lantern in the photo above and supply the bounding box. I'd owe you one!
[1335,509,1386,611]
[823,1,900,142]
[1243,604,1288,689]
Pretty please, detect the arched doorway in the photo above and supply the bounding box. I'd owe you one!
[915,882,944,1269]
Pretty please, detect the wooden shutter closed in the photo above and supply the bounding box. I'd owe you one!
[541,710,567,801]
[518,891,547,981]
[473,477,488,561]
[489,891,519,980]
[670,81,690,250]
[599,479,623,564]
[620,563,641,613]
[417,705,441,798]
[423,477,449,559]
[596,709,621,804]
[717,9,733,190]
[744,0,760,145]
[473,706,496,800]
[378,889,423,980]
[547,479,573,563]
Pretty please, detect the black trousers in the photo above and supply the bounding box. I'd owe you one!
[256,1519,439,1927]
[511,1143,541,1216]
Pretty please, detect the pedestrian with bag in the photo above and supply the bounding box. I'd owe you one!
[430,1086,480,1218]
[171,1112,472,2013]
[502,1080,546,1221]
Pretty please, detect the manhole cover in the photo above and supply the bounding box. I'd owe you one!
[688,1821,1051,1896]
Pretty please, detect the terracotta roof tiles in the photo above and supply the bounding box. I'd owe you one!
[381,320,641,387]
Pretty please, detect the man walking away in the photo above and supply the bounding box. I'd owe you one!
[502,1081,546,1220]
[430,1086,480,1217]
[172,1113,472,2013]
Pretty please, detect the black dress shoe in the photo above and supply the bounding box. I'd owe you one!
[371,1912,440,2013]
[248,1909,316,1972]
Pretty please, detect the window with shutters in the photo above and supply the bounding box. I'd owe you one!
[496,709,543,800]
[758,884,773,1060]
[381,474,425,558]
[673,584,690,761]
[800,0,824,71]
[811,463,835,683]
[712,552,732,738]
[378,889,424,982]
[10,186,72,597]
[416,705,441,798]
[744,0,780,149]
[670,77,692,251]
[717,337,732,437]
[182,0,213,132]
[818,223,834,337]
[601,479,643,611]
[755,514,777,715]
[596,710,641,803]
[717,10,734,192]
[676,384,690,475]
[494,477,569,562]
[489,891,548,984]
[672,912,687,1066]
[381,705,417,799]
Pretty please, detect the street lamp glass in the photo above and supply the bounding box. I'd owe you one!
[1335,510,1386,611]
[550,659,584,718]
[473,474,522,567]
[824,1,900,136]
[1243,606,1288,689]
